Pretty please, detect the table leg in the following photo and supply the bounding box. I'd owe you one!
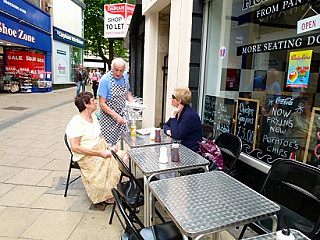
[143,175,149,226]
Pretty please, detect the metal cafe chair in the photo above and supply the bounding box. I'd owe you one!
[238,159,320,240]
[112,188,183,240]
[215,132,242,175]
[63,133,81,197]
[201,123,215,140]
[109,151,165,225]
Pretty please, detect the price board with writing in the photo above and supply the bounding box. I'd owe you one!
[234,98,259,148]
[203,96,235,137]
[303,107,320,166]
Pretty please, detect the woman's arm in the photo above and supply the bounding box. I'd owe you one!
[70,137,111,158]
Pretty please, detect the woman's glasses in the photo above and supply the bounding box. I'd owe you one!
[171,94,176,99]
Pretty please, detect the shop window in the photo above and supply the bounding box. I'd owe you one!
[203,0,320,167]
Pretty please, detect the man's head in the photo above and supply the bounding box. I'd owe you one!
[79,64,84,70]
[111,58,126,79]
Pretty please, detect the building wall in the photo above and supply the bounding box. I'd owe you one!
[52,0,83,37]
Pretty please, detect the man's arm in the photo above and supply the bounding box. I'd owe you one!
[127,91,134,102]
[99,96,126,125]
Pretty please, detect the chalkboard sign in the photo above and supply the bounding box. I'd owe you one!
[203,95,235,137]
[234,98,259,148]
[203,95,216,126]
[258,94,314,160]
[303,107,320,166]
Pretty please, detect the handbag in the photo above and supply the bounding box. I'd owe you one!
[198,139,224,170]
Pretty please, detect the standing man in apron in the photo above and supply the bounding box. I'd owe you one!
[97,58,134,145]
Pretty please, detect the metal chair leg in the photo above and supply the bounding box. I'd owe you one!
[64,164,72,197]
[109,202,116,224]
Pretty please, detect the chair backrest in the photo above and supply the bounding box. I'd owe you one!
[112,188,145,240]
[111,151,144,190]
[202,124,215,140]
[261,159,320,238]
[64,133,73,161]
[215,132,242,173]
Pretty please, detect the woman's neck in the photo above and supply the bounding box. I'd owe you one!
[80,110,93,123]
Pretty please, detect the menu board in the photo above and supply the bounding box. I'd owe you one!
[258,94,313,160]
[304,107,320,166]
[203,95,216,126]
[203,95,235,137]
[234,98,259,148]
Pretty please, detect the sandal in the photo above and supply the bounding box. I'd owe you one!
[105,197,115,204]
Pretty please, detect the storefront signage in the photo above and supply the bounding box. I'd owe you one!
[0,0,51,32]
[53,27,85,49]
[237,32,320,55]
[104,3,135,38]
[235,98,260,148]
[286,50,312,88]
[6,50,45,76]
[0,15,51,52]
[239,0,307,25]
[54,41,70,84]
[242,0,270,10]
[297,15,320,34]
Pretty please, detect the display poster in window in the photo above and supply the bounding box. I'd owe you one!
[203,95,235,137]
[54,41,70,84]
[303,107,320,168]
[235,98,259,149]
[258,94,314,161]
[286,50,312,88]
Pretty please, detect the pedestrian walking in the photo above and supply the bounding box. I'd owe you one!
[75,64,88,96]
[91,72,99,99]
[97,58,134,145]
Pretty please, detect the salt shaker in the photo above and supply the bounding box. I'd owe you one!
[159,146,168,163]
[155,128,161,142]
[171,143,180,162]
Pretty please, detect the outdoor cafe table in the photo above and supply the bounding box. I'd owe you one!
[127,144,209,226]
[243,229,310,240]
[121,130,173,149]
[149,171,280,240]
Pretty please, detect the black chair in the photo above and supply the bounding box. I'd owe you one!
[201,123,215,140]
[109,151,165,225]
[64,133,81,197]
[112,188,183,240]
[215,132,242,175]
[238,160,320,240]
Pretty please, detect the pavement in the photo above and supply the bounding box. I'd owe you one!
[0,86,254,240]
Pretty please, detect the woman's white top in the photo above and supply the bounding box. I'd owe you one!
[66,114,101,161]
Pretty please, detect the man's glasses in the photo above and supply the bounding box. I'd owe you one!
[172,94,176,99]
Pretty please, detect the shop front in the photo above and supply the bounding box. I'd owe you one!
[202,0,320,168]
[0,0,52,93]
[53,27,85,85]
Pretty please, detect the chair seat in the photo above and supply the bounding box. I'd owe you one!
[121,221,183,240]
[117,178,144,207]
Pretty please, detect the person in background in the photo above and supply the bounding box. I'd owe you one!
[96,69,102,80]
[66,92,128,204]
[164,86,202,152]
[97,58,134,146]
[90,72,99,99]
[75,64,88,96]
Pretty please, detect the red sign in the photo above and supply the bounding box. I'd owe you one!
[6,51,45,74]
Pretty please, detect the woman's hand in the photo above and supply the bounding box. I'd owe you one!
[111,145,118,152]
[100,150,112,158]
[172,104,183,118]
[166,130,171,136]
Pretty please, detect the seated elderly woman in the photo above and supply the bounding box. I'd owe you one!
[164,86,202,152]
[66,91,126,204]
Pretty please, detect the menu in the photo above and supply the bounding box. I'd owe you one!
[234,98,259,148]
[203,95,235,137]
[258,94,313,160]
[304,107,320,166]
